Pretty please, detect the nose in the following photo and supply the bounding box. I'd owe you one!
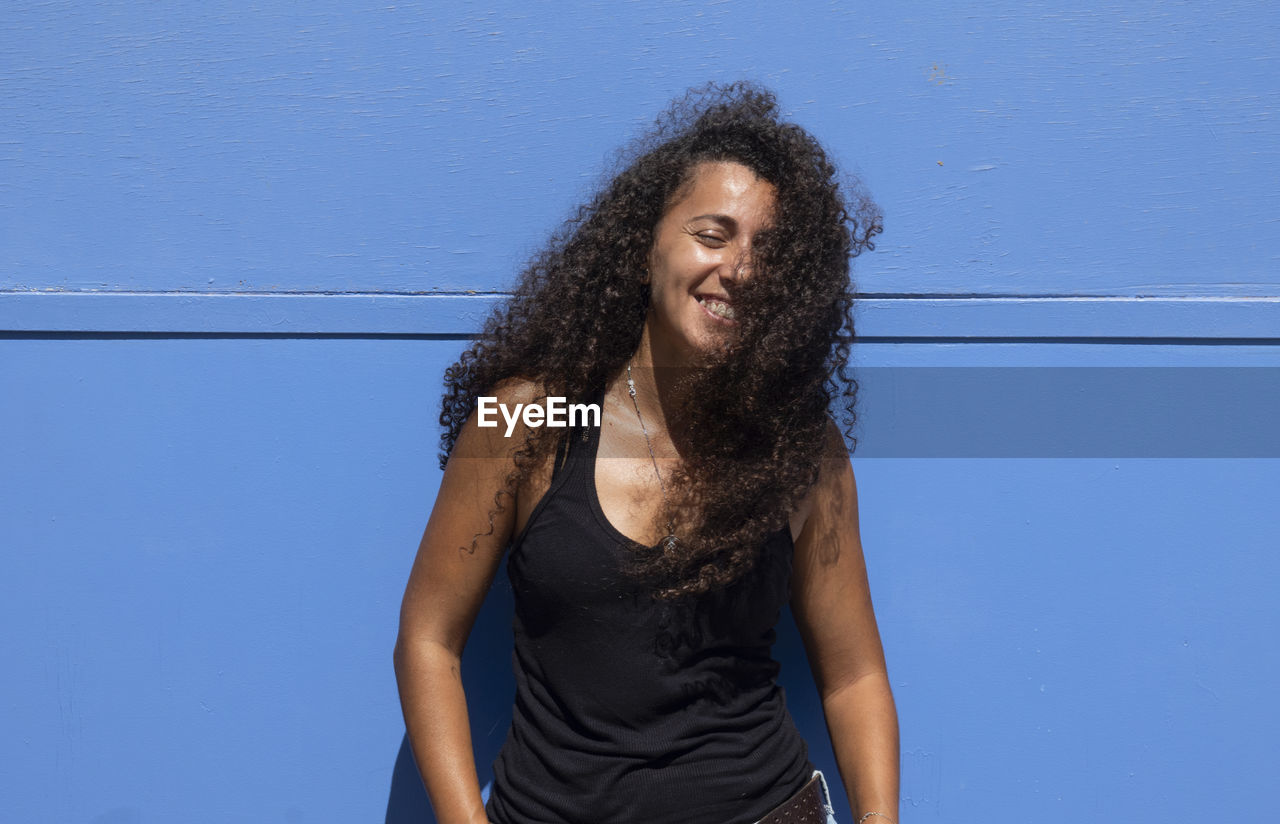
[721,244,753,282]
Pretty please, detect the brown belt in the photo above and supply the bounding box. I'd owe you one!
[755,773,826,824]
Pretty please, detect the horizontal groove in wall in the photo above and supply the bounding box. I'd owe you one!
[1,292,1277,339]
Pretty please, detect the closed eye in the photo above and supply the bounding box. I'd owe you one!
[696,232,727,247]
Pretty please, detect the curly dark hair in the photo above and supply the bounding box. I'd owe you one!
[438,80,881,599]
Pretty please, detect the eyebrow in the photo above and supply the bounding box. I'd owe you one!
[689,213,739,230]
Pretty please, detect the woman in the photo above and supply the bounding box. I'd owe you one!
[394,81,898,824]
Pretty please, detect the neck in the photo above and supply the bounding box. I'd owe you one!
[624,323,697,439]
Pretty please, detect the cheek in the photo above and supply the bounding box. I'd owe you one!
[652,244,701,288]
[648,249,679,297]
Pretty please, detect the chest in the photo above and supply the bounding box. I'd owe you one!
[592,413,809,546]
[593,427,678,547]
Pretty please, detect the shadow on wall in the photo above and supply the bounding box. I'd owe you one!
[386,735,431,823]
[386,563,517,824]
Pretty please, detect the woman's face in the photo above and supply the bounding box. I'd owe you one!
[644,160,777,364]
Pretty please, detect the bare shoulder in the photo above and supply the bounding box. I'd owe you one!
[817,416,857,503]
[450,375,549,461]
[488,375,549,406]
[791,417,857,541]
[464,376,564,534]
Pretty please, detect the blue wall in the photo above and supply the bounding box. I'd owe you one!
[2,2,1278,822]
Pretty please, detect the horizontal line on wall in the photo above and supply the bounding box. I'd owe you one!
[1,292,1277,339]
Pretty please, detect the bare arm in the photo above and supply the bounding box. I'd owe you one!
[791,422,900,822]
[393,382,538,824]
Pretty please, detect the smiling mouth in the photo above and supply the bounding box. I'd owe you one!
[696,295,737,322]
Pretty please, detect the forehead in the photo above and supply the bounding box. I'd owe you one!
[665,161,777,219]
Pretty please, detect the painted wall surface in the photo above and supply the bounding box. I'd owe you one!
[2,2,1278,824]
[2,1,1277,296]
[4,340,1278,824]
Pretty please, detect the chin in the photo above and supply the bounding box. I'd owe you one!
[686,332,734,359]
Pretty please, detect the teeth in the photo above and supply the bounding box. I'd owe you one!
[700,297,736,320]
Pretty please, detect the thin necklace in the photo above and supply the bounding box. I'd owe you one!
[625,362,679,552]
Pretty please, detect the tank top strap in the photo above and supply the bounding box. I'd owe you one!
[512,384,604,553]
[547,423,574,483]
[553,383,605,483]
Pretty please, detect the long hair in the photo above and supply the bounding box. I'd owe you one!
[439,80,881,599]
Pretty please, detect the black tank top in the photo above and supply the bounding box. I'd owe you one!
[485,390,814,824]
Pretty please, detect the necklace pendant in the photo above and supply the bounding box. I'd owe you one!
[660,534,679,552]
